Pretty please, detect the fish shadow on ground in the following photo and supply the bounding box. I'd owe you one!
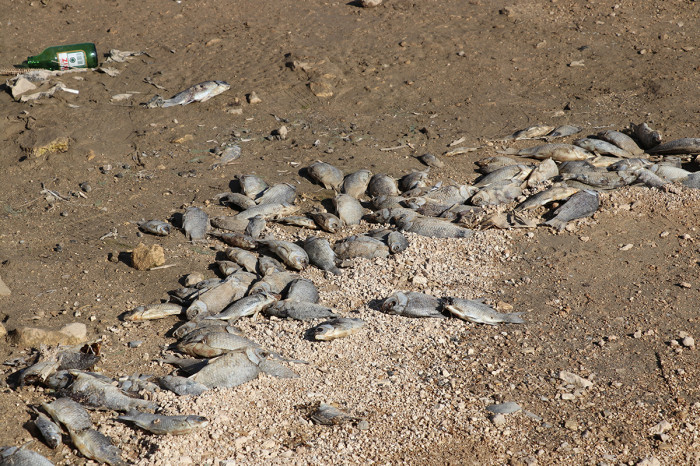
[302,327,320,342]
[228,178,242,193]
[367,298,384,312]
[169,212,184,228]
[117,251,133,268]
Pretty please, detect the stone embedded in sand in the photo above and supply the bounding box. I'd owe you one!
[18,128,70,158]
[14,322,87,347]
[0,275,10,297]
[0,322,6,339]
[11,76,37,99]
[131,243,166,270]
[309,80,333,98]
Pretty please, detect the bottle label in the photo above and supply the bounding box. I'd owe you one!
[57,51,87,70]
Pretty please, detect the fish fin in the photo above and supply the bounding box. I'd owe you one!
[544,218,567,231]
[496,148,519,155]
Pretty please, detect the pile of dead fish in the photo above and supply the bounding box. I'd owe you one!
[8,121,700,463]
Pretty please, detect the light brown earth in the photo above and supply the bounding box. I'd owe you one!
[1,0,699,464]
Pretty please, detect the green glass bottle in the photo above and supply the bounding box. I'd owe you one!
[25,43,98,70]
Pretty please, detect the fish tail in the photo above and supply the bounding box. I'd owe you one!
[496,148,519,155]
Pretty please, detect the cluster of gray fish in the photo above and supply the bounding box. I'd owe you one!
[9,121,698,463]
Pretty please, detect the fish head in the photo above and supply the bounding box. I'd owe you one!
[312,324,335,340]
[381,292,408,315]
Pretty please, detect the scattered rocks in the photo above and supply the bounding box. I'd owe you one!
[648,420,672,436]
[558,371,593,389]
[13,322,87,347]
[131,243,166,270]
[637,456,661,466]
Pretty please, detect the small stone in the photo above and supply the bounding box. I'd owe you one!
[679,282,692,289]
[79,182,92,193]
[411,274,428,285]
[486,402,521,414]
[272,126,288,140]
[579,236,590,242]
[559,371,593,388]
[660,231,670,237]
[309,80,334,98]
[247,92,262,104]
[633,330,642,338]
[0,275,11,297]
[359,0,382,7]
[128,340,144,348]
[18,129,70,158]
[261,440,276,449]
[564,419,579,431]
[13,322,87,347]
[357,420,369,431]
[561,393,576,401]
[108,252,119,263]
[491,413,507,426]
[10,76,37,99]
[184,273,205,287]
[131,243,166,270]
[649,421,672,436]
[0,322,6,338]
[681,336,695,348]
[171,134,194,144]
[619,243,633,251]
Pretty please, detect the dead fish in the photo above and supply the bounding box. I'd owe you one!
[185,274,251,320]
[256,183,297,206]
[0,445,55,466]
[216,192,257,210]
[633,168,669,188]
[277,215,318,229]
[19,357,59,387]
[211,144,241,169]
[209,232,257,250]
[417,153,444,168]
[182,207,209,241]
[257,255,286,276]
[157,375,209,396]
[310,403,360,425]
[177,332,259,358]
[475,156,518,174]
[153,80,229,108]
[34,412,62,449]
[368,229,409,254]
[650,164,691,181]
[394,212,473,238]
[216,260,241,276]
[371,194,404,210]
[117,375,158,394]
[138,220,172,236]
[234,203,299,221]
[341,170,372,198]
[124,303,183,321]
[588,155,625,168]
[333,235,389,260]
[505,144,591,161]
[368,174,399,197]
[545,189,600,231]
[574,137,632,158]
[67,371,158,412]
[225,247,258,272]
[381,291,445,318]
[285,278,320,304]
[545,125,582,140]
[206,292,277,321]
[424,184,476,204]
[648,138,700,155]
[266,300,337,321]
[470,183,523,206]
[41,397,92,432]
[400,170,430,191]
[238,175,268,199]
[307,161,344,190]
[249,270,300,295]
[117,412,209,435]
[630,122,662,150]
[558,160,601,175]
[481,211,537,230]
[310,318,365,341]
[257,357,299,379]
[210,216,249,232]
[515,185,579,211]
[159,356,211,375]
[188,348,261,388]
[505,125,555,141]
[445,298,524,325]
[596,130,644,156]
[474,164,532,188]
[334,194,364,225]
[304,236,341,275]
[607,157,652,172]
[244,215,266,239]
[258,239,308,270]
[526,158,559,187]
[310,211,344,233]
[561,171,631,190]
[172,319,244,341]
[69,428,125,466]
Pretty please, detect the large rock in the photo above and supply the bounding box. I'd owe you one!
[131,243,166,270]
[13,322,87,347]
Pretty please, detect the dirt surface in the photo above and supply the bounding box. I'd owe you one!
[1,0,700,464]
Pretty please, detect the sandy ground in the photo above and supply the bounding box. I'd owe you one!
[1,0,699,464]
